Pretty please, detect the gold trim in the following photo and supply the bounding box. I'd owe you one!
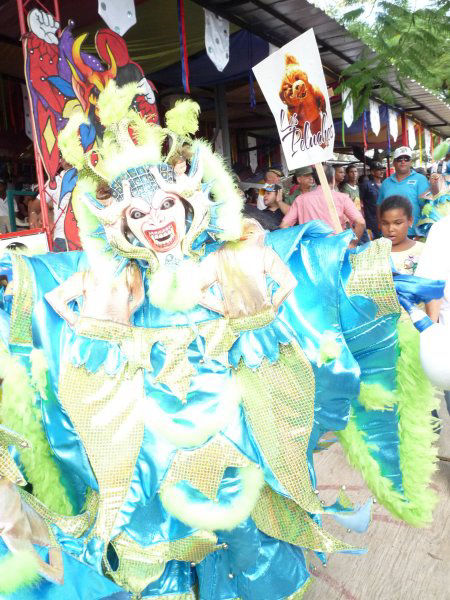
[162,435,251,500]
[107,531,219,593]
[346,238,401,318]
[252,485,355,554]
[237,341,323,514]
[9,253,33,346]
[17,487,98,538]
[229,308,276,332]
[58,363,144,543]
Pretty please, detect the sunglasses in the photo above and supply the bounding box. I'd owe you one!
[395,156,411,163]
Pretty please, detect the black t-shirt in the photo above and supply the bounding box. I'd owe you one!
[243,204,284,231]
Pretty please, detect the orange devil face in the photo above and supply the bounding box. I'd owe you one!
[279,57,311,108]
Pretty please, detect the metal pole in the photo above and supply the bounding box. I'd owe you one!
[15,0,57,250]
[214,84,231,165]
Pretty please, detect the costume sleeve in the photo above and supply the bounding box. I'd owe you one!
[280,199,300,227]
[342,194,363,224]
[338,239,439,526]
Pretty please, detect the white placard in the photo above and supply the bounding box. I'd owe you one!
[252,29,335,170]
[369,100,380,136]
[408,119,416,149]
[424,129,431,157]
[388,108,398,141]
[247,135,257,173]
[342,87,354,128]
[98,0,136,36]
[204,9,230,72]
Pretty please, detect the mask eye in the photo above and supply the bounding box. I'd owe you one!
[161,198,175,210]
[130,209,146,219]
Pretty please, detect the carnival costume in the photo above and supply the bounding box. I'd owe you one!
[0,16,445,600]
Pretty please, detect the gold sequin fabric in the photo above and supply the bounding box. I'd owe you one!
[237,341,323,514]
[58,363,145,543]
[229,308,276,333]
[346,238,401,318]
[197,319,237,365]
[252,485,354,554]
[142,593,196,600]
[17,487,98,539]
[162,435,251,500]
[75,316,237,403]
[107,530,219,593]
[0,426,29,485]
[9,253,33,346]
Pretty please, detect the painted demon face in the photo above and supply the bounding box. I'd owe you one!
[125,190,186,253]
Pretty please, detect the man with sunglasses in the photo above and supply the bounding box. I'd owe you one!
[377,146,429,236]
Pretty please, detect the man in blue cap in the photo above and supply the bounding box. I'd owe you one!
[377,146,429,236]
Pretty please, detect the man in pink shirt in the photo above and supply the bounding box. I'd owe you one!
[280,165,365,242]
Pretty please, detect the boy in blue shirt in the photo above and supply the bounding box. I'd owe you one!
[377,146,429,236]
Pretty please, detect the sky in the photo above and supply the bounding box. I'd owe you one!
[314,0,436,22]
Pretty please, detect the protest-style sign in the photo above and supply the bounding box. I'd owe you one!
[253,29,335,171]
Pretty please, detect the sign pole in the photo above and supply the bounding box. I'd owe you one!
[314,162,342,233]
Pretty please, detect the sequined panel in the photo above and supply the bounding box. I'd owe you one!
[0,426,28,485]
[286,579,313,599]
[110,165,175,202]
[9,254,33,346]
[229,308,276,333]
[197,319,237,364]
[142,593,196,600]
[162,435,251,500]
[237,341,323,514]
[58,363,145,543]
[75,316,198,402]
[17,487,98,538]
[252,485,354,554]
[108,530,219,593]
[346,238,401,318]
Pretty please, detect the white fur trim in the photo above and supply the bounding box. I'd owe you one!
[160,464,264,531]
[148,259,203,312]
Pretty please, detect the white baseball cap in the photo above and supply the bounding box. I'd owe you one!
[393,146,412,160]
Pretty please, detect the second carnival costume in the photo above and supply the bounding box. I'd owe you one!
[0,20,445,600]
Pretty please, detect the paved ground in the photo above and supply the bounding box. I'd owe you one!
[305,394,450,600]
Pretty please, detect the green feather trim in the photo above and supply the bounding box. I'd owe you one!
[30,349,48,401]
[338,320,439,526]
[58,112,89,171]
[96,80,140,128]
[0,550,40,593]
[193,139,243,241]
[358,382,397,411]
[0,343,75,515]
[165,99,200,137]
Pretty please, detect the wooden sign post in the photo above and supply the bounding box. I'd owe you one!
[314,162,342,233]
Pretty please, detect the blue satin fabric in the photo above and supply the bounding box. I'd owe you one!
[340,261,404,492]
[0,539,123,599]
[0,225,404,598]
[393,273,445,312]
[197,525,310,600]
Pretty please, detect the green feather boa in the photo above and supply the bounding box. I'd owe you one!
[0,550,40,594]
[337,320,439,526]
[0,343,74,515]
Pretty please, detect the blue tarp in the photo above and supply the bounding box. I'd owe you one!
[150,30,269,87]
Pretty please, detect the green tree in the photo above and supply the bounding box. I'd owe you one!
[333,1,450,116]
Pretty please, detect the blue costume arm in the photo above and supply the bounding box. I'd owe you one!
[338,241,440,526]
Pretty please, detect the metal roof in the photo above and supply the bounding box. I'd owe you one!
[193,0,450,138]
